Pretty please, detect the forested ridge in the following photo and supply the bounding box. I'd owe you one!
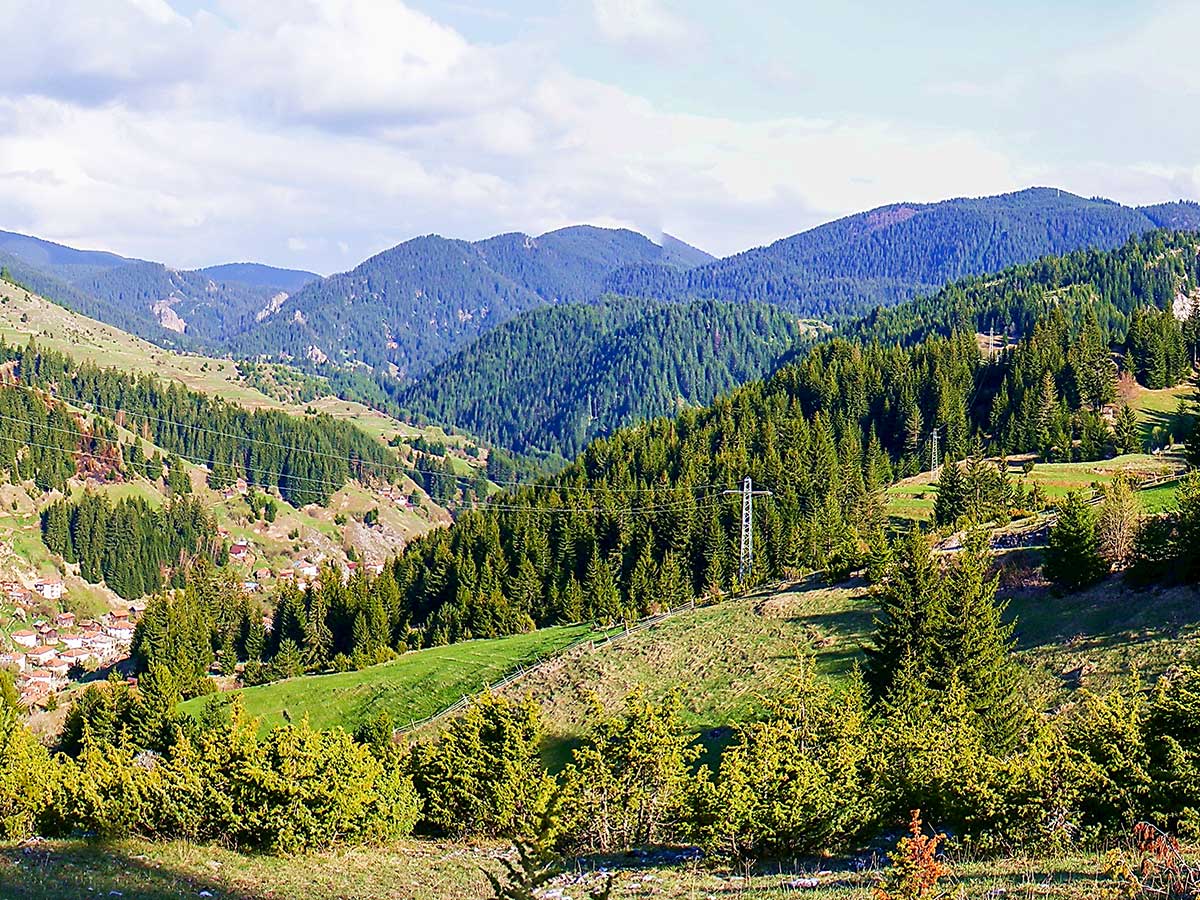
[233,226,713,378]
[394,298,806,461]
[0,340,398,507]
[608,189,1200,319]
[0,230,316,350]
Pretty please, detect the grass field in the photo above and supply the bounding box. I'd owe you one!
[495,581,873,767]
[887,452,1186,523]
[0,834,1167,899]
[1125,379,1194,442]
[179,624,601,734]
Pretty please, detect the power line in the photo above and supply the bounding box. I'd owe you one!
[0,381,709,496]
[0,418,728,519]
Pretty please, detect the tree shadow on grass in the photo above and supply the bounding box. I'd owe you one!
[0,840,262,900]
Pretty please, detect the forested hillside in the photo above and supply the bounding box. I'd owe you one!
[362,231,1200,648]
[235,226,713,377]
[607,188,1200,319]
[394,298,806,461]
[0,341,398,506]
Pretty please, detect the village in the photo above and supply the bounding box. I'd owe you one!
[0,576,142,708]
[0,524,391,709]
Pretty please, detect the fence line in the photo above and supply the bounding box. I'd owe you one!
[395,599,698,737]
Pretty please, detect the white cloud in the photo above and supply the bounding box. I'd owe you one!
[590,0,697,54]
[0,0,1192,274]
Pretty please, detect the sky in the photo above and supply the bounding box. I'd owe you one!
[0,0,1197,274]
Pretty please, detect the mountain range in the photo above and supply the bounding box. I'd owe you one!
[5,187,1200,459]
[0,230,318,349]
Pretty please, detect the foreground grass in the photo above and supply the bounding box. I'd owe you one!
[179,624,599,734]
[0,837,1146,899]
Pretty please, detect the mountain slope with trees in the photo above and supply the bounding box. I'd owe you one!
[393,298,806,461]
[606,188,1200,319]
[0,230,320,349]
[234,226,714,377]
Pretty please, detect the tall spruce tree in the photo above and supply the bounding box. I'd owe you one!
[1045,492,1109,591]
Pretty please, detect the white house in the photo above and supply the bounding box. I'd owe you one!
[34,578,65,601]
[10,630,38,649]
[105,621,135,643]
[60,647,94,666]
[26,646,57,665]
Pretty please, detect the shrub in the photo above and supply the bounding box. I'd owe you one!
[0,707,57,839]
[700,666,874,860]
[409,693,552,839]
[558,690,701,853]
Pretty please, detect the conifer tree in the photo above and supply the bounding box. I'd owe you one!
[865,530,947,701]
[1114,404,1142,455]
[940,530,1026,750]
[1045,492,1108,591]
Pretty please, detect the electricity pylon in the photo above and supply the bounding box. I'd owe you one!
[724,476,772,581]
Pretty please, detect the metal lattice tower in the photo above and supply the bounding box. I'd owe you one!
[930,427,939,476]
[724,476,772,581]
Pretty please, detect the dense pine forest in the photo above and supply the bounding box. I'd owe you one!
[394,298,806,460]
[607,189,1200,319]
[40,493,218,600]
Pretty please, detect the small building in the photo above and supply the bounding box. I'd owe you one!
[10,630,38,649]
[296,561,319,579]
[34,578,65,601]
[54,612,76,629]
[60,634,85,650]
[241,580,260,593]
[254,567,272,581]
[26,646,57,666]
[45,657,69,678]
[86,632,116,654]
[0,652,25,673]
[60,647,94,666]
[106,621,135,643]
[230,541,251,562]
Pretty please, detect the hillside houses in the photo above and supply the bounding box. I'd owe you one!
[1,607,140,707]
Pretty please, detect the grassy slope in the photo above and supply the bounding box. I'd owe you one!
[0,837,1136,900]
[179,624,599,733]
[0,279,477,454]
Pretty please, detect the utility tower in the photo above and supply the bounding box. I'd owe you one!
[724,476,772,581]
[930,427,941,476]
